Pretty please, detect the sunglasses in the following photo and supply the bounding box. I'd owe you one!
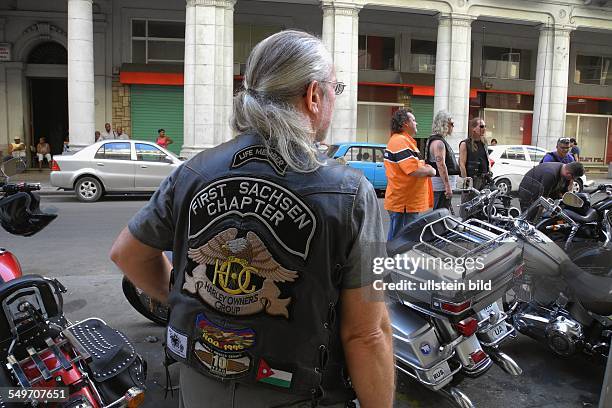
[558,138,571,143]
[321,81,346,95]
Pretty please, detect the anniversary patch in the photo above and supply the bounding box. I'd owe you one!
[184,228,298,318]
[188,177,316,259]
[231,145,288,176]
[193,313,255,380]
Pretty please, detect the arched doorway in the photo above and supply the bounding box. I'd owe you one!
[27,41,68,159]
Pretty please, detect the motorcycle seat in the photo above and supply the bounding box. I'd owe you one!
[564,208,598,224]
[559,260,612,316]
[387,209,452,256]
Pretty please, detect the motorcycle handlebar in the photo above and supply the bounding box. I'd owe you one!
[1,182,41,194]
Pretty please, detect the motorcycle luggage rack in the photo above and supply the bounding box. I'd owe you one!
[414,216,511,262]
[5,336,84,388]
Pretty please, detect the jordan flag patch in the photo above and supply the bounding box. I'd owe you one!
[256,359,293,388]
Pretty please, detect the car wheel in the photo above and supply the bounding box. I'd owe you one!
[75,176,103,202]
[495,178,511,195]
[572,179,583,193]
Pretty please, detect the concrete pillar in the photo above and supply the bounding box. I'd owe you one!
[6,63,25,145]
[321,1,361,144]
[433,13,475,149]
[94,20,107,132]
[68,0,96,149]
[532,25,573,150]
[182,0,236,157]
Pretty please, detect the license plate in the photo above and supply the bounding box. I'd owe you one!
[476,301,508,343]
[422,361,452,384]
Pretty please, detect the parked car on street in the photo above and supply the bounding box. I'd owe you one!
[487,144,590,194]
[50,140,184,202]
[326,142,387,192]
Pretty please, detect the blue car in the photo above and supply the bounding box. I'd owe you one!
[326,142,387,192]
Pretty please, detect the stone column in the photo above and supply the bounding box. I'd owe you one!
[433,13,475,149]
[182,0,235,157]
[68,0,95,149]
[6,63,25,145]
[321,1,361,144]
[531,25,573,150]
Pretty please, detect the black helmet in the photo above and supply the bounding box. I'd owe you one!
[0,192,56,236]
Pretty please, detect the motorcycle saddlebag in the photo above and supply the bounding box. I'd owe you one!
[63,318,146,403]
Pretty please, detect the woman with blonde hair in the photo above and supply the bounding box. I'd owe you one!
[425,110,460,210]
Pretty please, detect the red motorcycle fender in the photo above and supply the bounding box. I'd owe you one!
[0,250,23,283]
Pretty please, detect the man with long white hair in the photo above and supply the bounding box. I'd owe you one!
[110,30,393,408]
[426,110,460,210]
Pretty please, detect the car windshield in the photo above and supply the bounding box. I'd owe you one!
[326,145,340,158]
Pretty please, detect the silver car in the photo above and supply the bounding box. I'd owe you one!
[50,140,184,202]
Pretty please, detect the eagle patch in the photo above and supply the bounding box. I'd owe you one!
[184,228,298,318]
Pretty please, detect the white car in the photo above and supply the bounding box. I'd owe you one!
[487,145,589,194]
[50,140,185,202]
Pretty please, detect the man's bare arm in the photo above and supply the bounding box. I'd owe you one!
[432,140,451,195]
[459,141,468,178]
[341,287,394,408]
[110,227,172,303]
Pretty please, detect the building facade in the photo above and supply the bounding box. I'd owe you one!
[0,0,611,168]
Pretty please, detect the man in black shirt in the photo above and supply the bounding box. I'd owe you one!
[518,161,584,212]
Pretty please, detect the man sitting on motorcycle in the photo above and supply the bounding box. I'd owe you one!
[518,161,584,214]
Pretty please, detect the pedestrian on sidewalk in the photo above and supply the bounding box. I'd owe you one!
[36,137,52,170]
[9,137,27,159]
[99,123,117,140]
[156,129,173,149]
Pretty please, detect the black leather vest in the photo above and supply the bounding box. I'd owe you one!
[425,134,460,176]
[165,133,361,403]
[461,138,489,177]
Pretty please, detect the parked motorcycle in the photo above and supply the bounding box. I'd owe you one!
[459,185,611,364]
[386,208,523,408]
[0,158,147,408]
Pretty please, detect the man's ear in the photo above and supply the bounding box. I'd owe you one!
[303,81,322,115]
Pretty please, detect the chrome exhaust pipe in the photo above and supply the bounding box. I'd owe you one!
[488,350,522,376]
[441,386,475,408]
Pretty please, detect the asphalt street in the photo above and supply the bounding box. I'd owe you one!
[0,193,605,408]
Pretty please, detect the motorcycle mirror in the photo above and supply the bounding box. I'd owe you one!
[562,192,584,208]
[1,157,26,177]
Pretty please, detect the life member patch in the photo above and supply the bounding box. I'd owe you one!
[193,313,254,380]
[231,145,288,176]
[188,177,316,259]
[184,228,297,318]
[167,326,188,359]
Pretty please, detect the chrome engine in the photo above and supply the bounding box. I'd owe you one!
[513,308,585,357]
[545,316,584,356]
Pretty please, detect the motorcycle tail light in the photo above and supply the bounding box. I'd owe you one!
[454,317,478,337]
[470,350,488,365]
[126,387,145,408]
[432,298,472,315]
[51,160,61,171]
[513,263,524,278]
